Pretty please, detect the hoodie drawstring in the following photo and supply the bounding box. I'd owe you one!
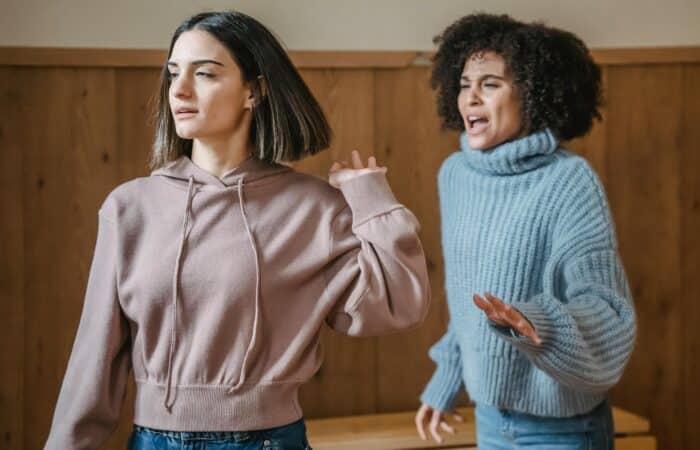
[164,176,195,410]
[227,177,263,393]
[163,176,263,409]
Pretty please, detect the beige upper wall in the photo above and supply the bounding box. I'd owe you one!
[1,0,699,50]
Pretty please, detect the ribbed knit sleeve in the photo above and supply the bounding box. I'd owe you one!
[45,204,131,450]
[420,324,464,412]
[492,164,637,393]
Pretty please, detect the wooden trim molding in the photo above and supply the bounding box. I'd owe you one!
[1,46,699,68]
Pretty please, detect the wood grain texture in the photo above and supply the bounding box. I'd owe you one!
[0,68,26,450]
[0,57,697,450]
[680,63,700,450]
[605,65,684,450]
[373,67,460,412]
[295,69,379,418]
[305,406,652,449]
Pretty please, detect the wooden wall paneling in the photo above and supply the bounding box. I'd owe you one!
[20,68,122,449]
[680,63,700,450]
[100,68,163,450]
[0,52,697,450]
[295,69,379,417]
[373,67,460,412]
[605,65,683,450]
[22,68,80,450]
[115,68,161,181]
[0,68,27,450]
[564,67,609,184]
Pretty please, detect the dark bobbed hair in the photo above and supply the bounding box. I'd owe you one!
[431,13,602,141]
[151,10,331,169]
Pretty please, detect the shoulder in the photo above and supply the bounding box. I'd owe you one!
[544,150,607,204]
[547,150,613,231]
[97,177,156,222]
[279,168,346,207]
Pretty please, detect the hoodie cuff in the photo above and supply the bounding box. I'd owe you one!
[419,363,463,413]
[338,171,402,225]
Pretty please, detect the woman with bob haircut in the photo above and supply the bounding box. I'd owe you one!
[415,14,636,449]
[45,10,430,450]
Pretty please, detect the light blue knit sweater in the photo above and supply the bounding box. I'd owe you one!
[420,129,637,417]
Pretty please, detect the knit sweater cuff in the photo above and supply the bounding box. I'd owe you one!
[420,363,463,412]
[489,300,555,355]
[338,171,403,226]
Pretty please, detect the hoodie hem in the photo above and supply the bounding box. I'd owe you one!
[133,381,303,431]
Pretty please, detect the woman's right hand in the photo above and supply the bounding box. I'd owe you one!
[414,402,463,444]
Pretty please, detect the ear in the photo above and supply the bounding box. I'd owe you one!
[244,75,267,110]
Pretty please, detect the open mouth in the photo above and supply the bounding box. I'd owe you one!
[466,115,489,134]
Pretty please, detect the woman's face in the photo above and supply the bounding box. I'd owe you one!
[167,30,254,141]
[457,51,525,150]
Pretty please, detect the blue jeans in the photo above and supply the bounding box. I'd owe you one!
[127,418,311,450]
[475,400,614,449]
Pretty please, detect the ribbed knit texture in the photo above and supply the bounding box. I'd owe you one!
[420,129,637,417]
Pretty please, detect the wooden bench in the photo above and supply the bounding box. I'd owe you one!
[306,407,655,449]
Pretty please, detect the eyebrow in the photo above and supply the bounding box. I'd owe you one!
[167,59,225,68]
[460,74,505,82]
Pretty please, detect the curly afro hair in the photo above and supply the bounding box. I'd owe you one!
[431,13,602,141]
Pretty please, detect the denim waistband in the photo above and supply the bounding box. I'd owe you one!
[132,418,305,443]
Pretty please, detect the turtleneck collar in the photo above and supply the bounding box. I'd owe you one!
[460,129,559,175]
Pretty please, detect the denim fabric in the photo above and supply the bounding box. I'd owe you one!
[127,418,311,450]
[475,399,614,449]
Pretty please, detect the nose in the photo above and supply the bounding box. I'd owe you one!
[466,86,481,106]
[171,73,192,100]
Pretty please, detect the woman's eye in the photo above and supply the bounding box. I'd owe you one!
[196,72,215,78]
[484,83,499,88]
[460,84,470,90]
[168,72,179,80]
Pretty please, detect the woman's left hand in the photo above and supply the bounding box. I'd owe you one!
[329,150,388,189]
[473,292,542,345]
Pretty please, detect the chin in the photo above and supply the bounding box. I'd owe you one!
[466,136,493,151]
[174,126,200,140]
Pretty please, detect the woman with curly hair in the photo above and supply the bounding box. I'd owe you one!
[415,14,636,449]
[44,10,430,450]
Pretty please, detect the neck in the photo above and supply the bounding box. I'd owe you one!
[191,126,254,178]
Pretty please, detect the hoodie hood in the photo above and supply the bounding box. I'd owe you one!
[151,155,292,190]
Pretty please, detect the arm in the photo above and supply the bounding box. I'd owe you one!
[419,325,464,412]
[490,166,637,393]
[44,208,131,450]
[323,155,430,336]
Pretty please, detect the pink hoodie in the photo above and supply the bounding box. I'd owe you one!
[45,155,430,449]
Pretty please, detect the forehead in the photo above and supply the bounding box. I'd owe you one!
[170,29,231,62]
[461,51,506,76]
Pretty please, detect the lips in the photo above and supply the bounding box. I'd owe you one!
[466,114,489,135]
[174,107,198,117]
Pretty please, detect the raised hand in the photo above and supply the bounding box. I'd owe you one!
[473,292,542,345]
[328,150,387,189]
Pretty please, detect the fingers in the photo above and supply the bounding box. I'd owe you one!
[415,404,428,441]
[428,409,443,444]
[368,156,377,168]
[351,150,364,169]
[473,294,504,325]
[482,292,542,345]
[452,411,464,422]
[472,294,493,315]
[440,420,455,435]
